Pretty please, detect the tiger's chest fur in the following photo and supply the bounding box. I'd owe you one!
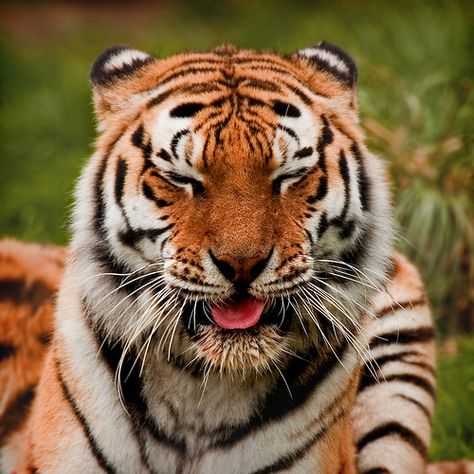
[6,250,433,474]
[1,41,437,474]
[24,261,360,473]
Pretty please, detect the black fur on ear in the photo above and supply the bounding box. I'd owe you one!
[90,45,154,86]
[297,41,358,88]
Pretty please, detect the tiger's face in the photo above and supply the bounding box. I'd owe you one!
[79,43,393,375]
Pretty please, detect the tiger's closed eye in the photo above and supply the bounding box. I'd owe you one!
[165,172,204,196]
[272,168,311,194]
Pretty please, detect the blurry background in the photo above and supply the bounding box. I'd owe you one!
[0,0,472,461]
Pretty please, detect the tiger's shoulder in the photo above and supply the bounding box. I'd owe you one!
[0,239,66,473]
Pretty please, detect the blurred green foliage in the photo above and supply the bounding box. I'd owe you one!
[0,0,473,461]
[431,337,474,460]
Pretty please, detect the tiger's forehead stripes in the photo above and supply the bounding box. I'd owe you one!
[138,86,332,178]
[111,53,359,185]
[137,51,345,117]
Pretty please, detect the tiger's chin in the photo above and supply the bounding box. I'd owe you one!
[169,296,300,376]
[187,325,290,376]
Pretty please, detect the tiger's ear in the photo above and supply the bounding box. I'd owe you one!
[90,45,154,124]
[296,41,358,89]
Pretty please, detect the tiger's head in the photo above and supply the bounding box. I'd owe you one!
[76,42,393,376]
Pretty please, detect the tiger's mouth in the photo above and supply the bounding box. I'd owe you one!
[211,295,266,329]
[182,293,295,335]
[177,294,297,374]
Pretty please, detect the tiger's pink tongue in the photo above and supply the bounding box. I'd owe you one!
[211,297,266,330]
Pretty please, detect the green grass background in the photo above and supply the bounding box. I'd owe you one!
[0,0,473,461]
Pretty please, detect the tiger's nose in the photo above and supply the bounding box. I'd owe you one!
[210,249,273,288]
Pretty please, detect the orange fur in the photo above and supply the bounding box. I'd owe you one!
[0,240,65,472]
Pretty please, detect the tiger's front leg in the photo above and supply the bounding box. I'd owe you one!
[352,253,435,474]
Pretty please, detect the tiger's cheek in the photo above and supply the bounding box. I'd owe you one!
[166,196,210,266]
[140,173,176,212]
[279,168,324,228]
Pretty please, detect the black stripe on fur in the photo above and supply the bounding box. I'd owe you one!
[0,277,54,312]
[359,370,435,400]
[337,224,371,272]
[272,101,301,118]
[114,158,127,206]
[316,115,333,173]
[396,394,432,422]
[55,357,117,473]
[88,319,187,458]
[142,182,172,208]
[169,102,205,118]
[0,384,35,445]
[376,296,427,318]
[369,327,435,350]
[131,124,153,160]
[351,143,371,212]
[0,341,16,362]
[359,350,436,391]
[356,421,428,458]
[304,117,332,204]
[117,224,173,249]
[252,409,346,473]
[212,340,348,448]
[337,150,350,219]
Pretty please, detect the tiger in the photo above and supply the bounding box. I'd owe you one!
[0,41,468,473]
[0,240,66,471]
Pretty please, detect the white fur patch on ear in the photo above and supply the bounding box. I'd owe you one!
[298,47,350,75]
[90,45,153,86]
[297,41,358,88]
[104,49,151,72]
